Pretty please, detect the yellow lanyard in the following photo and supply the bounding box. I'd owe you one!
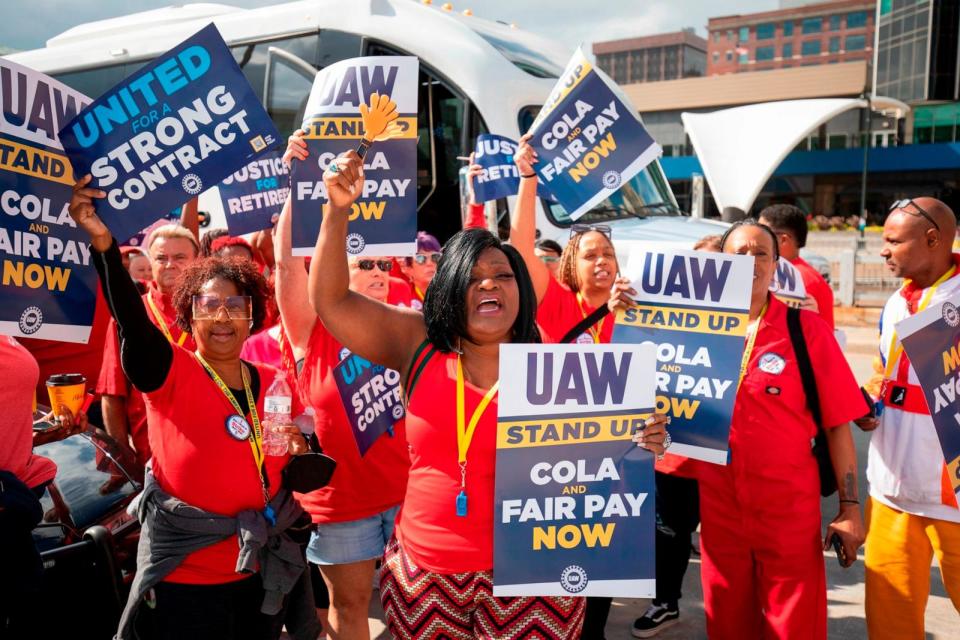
[414,285,425,302]
[147,293,188,347]
[455,355,499,516]
[576,293,602,344]
[884,266,956,379]
[737,300,768,388]
[194,352,270,507]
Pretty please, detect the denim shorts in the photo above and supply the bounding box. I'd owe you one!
[306,505,400,565]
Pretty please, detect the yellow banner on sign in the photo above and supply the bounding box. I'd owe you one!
[615,304,748,337]
[948,456,960,493]
[0,137,73,186]
[302,116,417,140]
[497,412,651,449]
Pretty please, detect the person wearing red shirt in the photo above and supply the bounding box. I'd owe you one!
[758,204,835,329]
[69,176,311,639]
[697,219,866,639]
[303,150,670,639]
[399,231,442,310]
[98,225,199,471]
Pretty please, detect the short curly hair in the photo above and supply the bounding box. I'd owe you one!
[172,256,273,334]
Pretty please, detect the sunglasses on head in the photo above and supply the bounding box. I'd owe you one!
[192,294,252,320]
[570,223,613,240]
[889,198,940,231]
[355,259,393,272]
[413,252,441,265]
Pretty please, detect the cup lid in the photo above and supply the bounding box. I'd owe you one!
[47,373,86,385]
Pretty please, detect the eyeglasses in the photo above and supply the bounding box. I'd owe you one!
[538,255,560,264]
[413,252,441,265]
[192,295,253,320]
[889,199,940,231]
[570,224,613,240]
[355,259,393,272]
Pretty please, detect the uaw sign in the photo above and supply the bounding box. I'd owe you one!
[613,244,753,464]
[527,47,661,221]
[218,150,288,235]
[771,257,807,306]
[0,59,97,342]
[494,343,657,598]
[58,23,280,244]
[291,56,418,257]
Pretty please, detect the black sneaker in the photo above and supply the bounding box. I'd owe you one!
[631,601,679,638]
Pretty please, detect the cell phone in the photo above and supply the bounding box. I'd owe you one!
[830,533,847,566]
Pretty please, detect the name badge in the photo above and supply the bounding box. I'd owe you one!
[758,352,786,375]
[225,414,251,440]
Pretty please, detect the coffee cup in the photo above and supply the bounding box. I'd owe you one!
[46,373,86,419]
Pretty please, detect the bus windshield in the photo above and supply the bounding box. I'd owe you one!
[468,23,566,79]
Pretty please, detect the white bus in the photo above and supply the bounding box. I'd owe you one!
[8,0,725,246]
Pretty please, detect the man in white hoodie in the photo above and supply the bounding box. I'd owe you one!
[857,197,960,638]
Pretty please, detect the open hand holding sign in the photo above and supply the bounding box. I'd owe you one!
[358,92,402,157]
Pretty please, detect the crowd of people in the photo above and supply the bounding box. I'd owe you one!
[2,126,959,640]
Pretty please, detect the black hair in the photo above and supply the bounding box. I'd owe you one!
[758,203,808,248]
[423,228,541,352]
[199,228,229,257]
[535,238,563,255]
[719,218,781,261]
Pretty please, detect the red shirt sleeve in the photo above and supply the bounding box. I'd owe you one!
[794,258,835,330]
[464,203,486,230]
[95,319,130,397]
[801,309,868,427]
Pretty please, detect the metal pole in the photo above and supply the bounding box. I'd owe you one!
[859,95,872,240]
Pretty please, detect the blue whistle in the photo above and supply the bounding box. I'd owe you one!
[456,490,468,517]
[263,504,277,527]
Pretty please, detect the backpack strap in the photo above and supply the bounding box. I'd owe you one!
[786,306,823,430]
[560,305,611,344]
[404,339,437,402]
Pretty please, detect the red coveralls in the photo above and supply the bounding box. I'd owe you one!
[697,296,866,638]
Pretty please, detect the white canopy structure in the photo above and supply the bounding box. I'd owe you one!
[681,97,910,215]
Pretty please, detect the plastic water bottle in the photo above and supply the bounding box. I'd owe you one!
[262,372,292,456]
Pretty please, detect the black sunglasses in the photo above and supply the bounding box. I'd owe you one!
[889,198,940,231]
[570,224,613,240]
[355,259,393,272]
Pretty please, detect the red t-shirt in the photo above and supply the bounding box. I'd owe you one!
[96,287,196,468]
[396,349,497,573]
[296,320,409,523]
[791,256,835,330]
[388,276,415,308]
[536,277,614,344]
[21,288,111,401]
[144,346,294,584]
[699,297,866,493]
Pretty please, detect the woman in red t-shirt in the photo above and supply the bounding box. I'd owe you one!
[509,134,631,346]
[304,151,669,639]
[68,176,314,640]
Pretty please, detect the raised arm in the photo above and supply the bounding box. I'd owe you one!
[510,133,550,302]
[274,197,315,359]
[307,152,425,375]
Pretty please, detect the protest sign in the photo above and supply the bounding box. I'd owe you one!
[218,150,288,235]
[58,23,280,244]
[333,351,404,455]
[471,134,554,203]
[0,59,97,342]
[896,295,960,500]
[770,257,807,305]
[291,57,418,257]
[494,343,657,597]
[526,48,661,221]
[612,245,753,464]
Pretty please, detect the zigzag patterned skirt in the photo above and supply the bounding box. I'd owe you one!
[380,537,585,639]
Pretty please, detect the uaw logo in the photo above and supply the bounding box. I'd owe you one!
[250,135,267,152]
[943,302,960,327]
[391,404,405,420]
[182,174,203,195]
[346,233,366,255]
[560,565,588,594]
[19,306,43,335]
[602,170,621,190]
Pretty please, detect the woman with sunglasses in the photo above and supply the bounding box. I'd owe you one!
[306,150,669,639]
[270,190,412,640]
[511,134,630,347]
[399,231,442,310]
[67,176,313,640]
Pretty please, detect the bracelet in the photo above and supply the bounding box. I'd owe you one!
[839,499,859,505]
[520,172,537,179]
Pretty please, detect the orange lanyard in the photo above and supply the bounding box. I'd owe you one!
[576,293,603,343]
[147,293,188,347]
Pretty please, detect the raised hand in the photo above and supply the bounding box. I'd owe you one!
[514,133,538,177]
[283,129,308,165]
[324,151,364,212]
[68,175,112,252]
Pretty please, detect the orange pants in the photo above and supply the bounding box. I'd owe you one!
[865,498,960,639]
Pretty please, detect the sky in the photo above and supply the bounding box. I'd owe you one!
[0,0,778,53]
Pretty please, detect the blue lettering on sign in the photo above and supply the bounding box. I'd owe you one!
[339,354,373,385]
[526,352,632,405]
[640,253,730,302]
[70,45,212,148]
[776,260,797,291]
[317,66,399,107]
[1,68,88,141]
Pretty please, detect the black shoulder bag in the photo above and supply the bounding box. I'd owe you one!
[560,305,611,344]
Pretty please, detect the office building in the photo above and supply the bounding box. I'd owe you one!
[593,30,707,84]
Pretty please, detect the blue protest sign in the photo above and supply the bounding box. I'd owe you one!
[333,352,404,455]
[218,150,289,235]
[0,59,97,342]
[527,48,661,221]
[472,134,555,204]
[897,295,960,501]
[58,23,280,244]
[291,56,418,257]
[612,244,753,464]
[494,343,657,597]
